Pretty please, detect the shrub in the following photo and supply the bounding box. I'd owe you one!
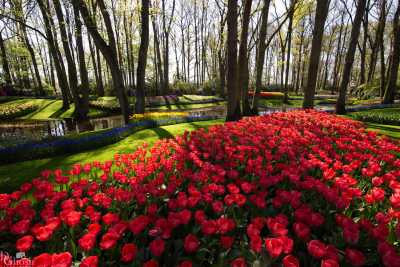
[0,102,37,119]
[0,111,400,266]
[350,108,400,125]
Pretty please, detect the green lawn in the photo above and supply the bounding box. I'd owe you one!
[3,98,108,120]
[0,119,223,193]
[365,122,400,139]
[2,96,224,120]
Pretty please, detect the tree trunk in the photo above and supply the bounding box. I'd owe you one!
[336,0,368,114]
[226,0,241,121]
[136,0,150,114]
[383,0,400,104]
[303,0,330,108]
[151,14,164,94]
[368,0,386,83]
[53,0,87,120]
[75,0,130,123]
[73,1,90,119]
[253,0,271,113]
[359,1,370,85]
[0,31,13,90]
[332,15,346,94]
[37,0,70,109]
[238,0,253,116]
[284,0,296,103]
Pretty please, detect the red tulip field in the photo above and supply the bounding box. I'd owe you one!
[1,110,400,267]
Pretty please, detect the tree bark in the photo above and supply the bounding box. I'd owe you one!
[368,0,386,83]
[37,0,70,109]
[336,0,368,114]
[136,0,150,114]
[253,0,271,113]
[226,0,241,121]
[0,31,13,90]
[238,0,253,116]
[284,0,296,103]
[74,0,130,123]
[303,0,330,108]
[383,0,400,104]
[73,1,90,119]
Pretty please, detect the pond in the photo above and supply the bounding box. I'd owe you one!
[0,106,227,145]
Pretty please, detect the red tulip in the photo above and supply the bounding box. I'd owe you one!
[307,240,326,258]
[265,237,283,258]
[51,252,72,267]
[80,256,98,267]
[16,235,34,252]
[120,243,137,263]
[282,255,299,267]
[184,234,200,253]
[149,238,165,257]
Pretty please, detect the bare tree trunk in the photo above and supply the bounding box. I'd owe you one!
[151,14,164,94]
[226,0,241,121]
[303,0,330,108]
[359,0,370,85]
[136,0,150,113]
[332,14,346,94]
[0,31,13,90]
[75,0,130,123]
[336,0,367,114]
[368,0,386,83]
[161,0,176,95]
[383,0,400,104]
[73,1,90,118]
[238,0,252,115]
[284,0,296,103]
[53,0,87,120]
[37,0,70,109]
[253,0,271,113]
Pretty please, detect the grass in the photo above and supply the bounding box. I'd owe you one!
[2,98,108,120]
[2,96,223,120]
[349,108,400,126]
[0,119,223,193]
[365,122,400,139]
[346,108,400,139]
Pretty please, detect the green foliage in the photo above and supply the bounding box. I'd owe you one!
[171,80,199,95]
[350,108,400,125]
[353,82,381,100]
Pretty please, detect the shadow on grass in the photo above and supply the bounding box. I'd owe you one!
[23,100,57,119]
[50,106,69,118]
[150,127,175,139]
[367,123,400,132]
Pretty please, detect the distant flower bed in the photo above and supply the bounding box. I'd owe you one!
[350,108,400,125]
[130,112,189,122]
[1,111,400,266]
[89,100,120,113]
[248,91,284,99]
[0,102,37,120]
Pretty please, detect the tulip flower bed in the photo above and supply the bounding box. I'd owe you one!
[0,102,37,120]
[248,91,284,99]
[1,110,400,267]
